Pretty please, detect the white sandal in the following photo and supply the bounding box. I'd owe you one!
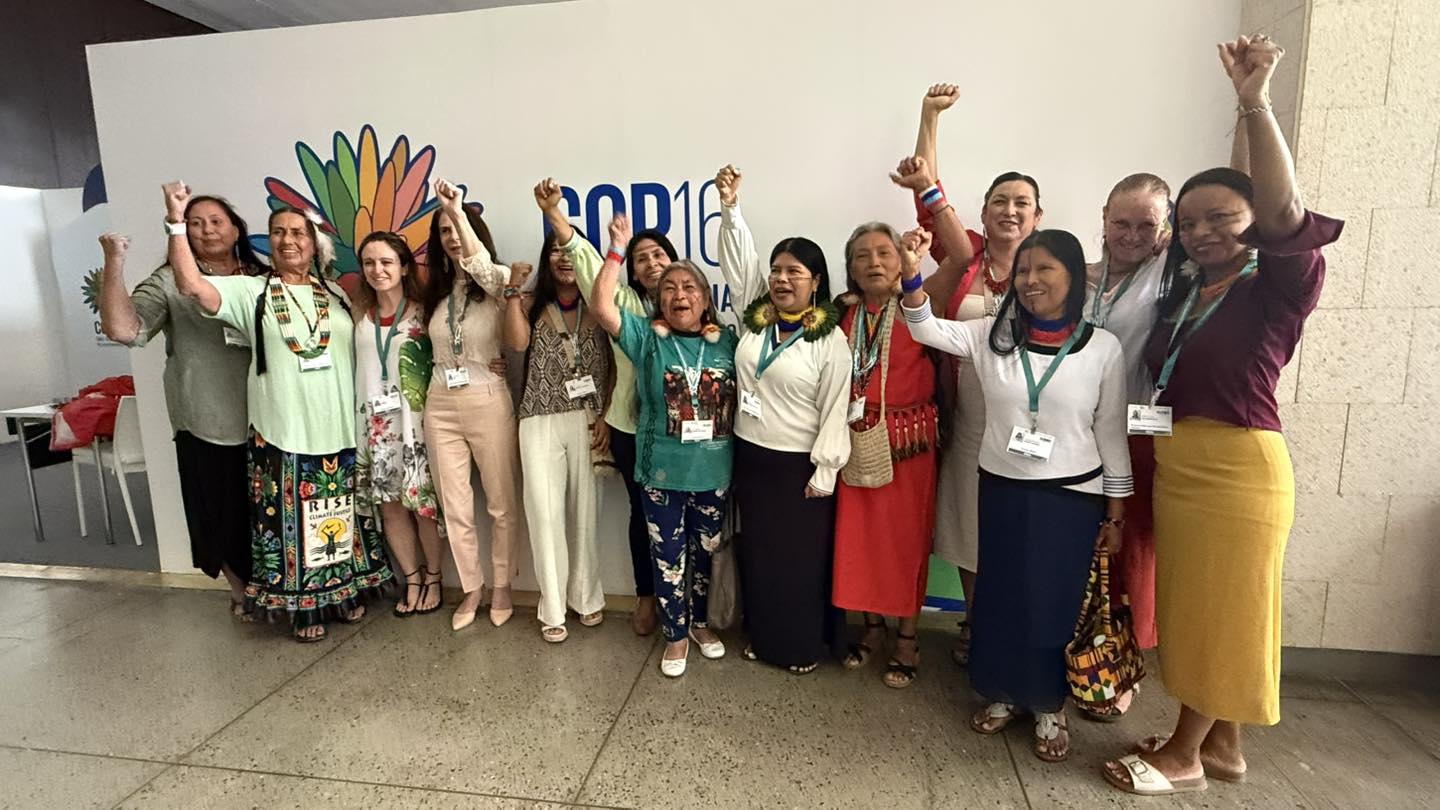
[1104,754,1208,796]
[541,625,568,643]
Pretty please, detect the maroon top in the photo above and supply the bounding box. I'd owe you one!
[1144,210,1343,432]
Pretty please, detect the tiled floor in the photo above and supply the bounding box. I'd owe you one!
[2,575,1438,809]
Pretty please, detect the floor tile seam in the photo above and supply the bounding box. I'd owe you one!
[1340,677,1440,765]
[172,616,378,765]
[0,741,174,766]
[571,633,659,804]
[110,761,178,809]
[997,725,1035,810]
[106,756,624,807]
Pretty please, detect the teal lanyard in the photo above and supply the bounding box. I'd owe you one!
[1088,256,1141,327]
[446,292,467,357]
[1154,258,1258,401]
[1019,324,1085,431]
[374,299,406,384]
[756,325,804,381]
[670,337,707,408]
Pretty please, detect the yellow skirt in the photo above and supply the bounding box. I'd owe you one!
[1154,417,1294,726]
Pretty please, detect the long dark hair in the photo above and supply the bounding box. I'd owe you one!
[985,171,1042,209]
[769,236,832,303]
[421,202,499,324]
[1157,167,1255,319]
[626,228,679,300]
[522,230,613,393]
[351,231,424,318]
[165,194,264,274]
[986,229,1089,355]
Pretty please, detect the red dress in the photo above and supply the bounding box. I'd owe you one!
[832,299,937,616]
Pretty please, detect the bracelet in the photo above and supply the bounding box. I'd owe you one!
[1101,517,1126,529]
[605,246,625,264]
[919,183,947,212]
[163,219,186,236]
[900,273,924,294]
[502,286,521,299]
[1238,104,1272,120]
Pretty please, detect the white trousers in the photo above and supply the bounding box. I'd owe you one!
[519,410,604,628]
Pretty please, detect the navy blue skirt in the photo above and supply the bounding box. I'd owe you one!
[969,471,1103,713]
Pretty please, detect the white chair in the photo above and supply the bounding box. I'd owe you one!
[72,395,147,546]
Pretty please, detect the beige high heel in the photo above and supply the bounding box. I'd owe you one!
[489,584,513,627]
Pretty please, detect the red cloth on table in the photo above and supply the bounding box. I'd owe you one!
[50,375,135,451]
[832,303,937,617]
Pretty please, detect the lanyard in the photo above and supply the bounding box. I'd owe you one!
[373,299,406,383]
[756,324,804,381]
[851,300,889,383]
[557,299,584,372]
[1019,324,1085,431]
[1088,255,1142,327]
[446,292,468,360]
[669,336,707,407]
[1153,258,1258,402]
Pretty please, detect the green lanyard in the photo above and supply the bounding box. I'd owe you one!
[756,325,804,381]
[1088,256,1142,327]
[1019,324,1085,431]
[669,336,707,408]
[1153,258,1258,402]
[374,299,406,384]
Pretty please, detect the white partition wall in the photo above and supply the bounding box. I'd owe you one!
[87,0,1241,583]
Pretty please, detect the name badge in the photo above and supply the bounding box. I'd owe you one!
[740,390,762,418]
[299,353,332,372]
[848,396,867,424]
[1006,425,1055,461]
[371,391,402,414]
[222,326,250,348]
[1127,404,1173,436]
[565,375,598,399]
[681,419,714,443]
[444,366,470,389]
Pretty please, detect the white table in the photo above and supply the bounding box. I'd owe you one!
[1,404,115,545]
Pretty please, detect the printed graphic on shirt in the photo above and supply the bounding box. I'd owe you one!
[661,366,735,438]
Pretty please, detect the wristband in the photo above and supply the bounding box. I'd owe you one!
[164,219,186,236]
[1238,104,1272,120]
[900,272,924,294]
[502,286,521,299]
[919,183,946,212]
[605,246,625,264]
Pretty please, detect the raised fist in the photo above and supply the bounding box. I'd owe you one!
[889,155,937,193]
[508,261,534,287]
[99,233,130,258]
[1219,35,1284,106]
[923,83,960,114]
[900,227,933,273]
[608,213,632,251]
[161,181,191,220]
[715,164,742,207]
[534,178,563,212]
[434,178,463,210]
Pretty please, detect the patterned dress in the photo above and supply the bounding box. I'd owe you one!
[354,304,439,520]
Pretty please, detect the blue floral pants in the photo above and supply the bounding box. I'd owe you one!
[641,486,726,642]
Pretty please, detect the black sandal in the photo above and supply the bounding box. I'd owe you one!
[952,619,971,667]
[337,604,366,625]
[843,617,887,669]
[415,568,444,615]
[884,632,919,689]
[393,569,422,618]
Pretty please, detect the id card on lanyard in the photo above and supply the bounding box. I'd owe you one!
[671,337,712,443]
[445,292,470,388]
[745,324,804,419]
[1144,258,1258,436]
[371,300,406,413]
[1009,325,1084,461]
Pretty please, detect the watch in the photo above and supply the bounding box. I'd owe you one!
[502,286,521,299]
[164,218,186,236]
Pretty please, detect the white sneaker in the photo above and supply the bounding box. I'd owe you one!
[689,630,726,659]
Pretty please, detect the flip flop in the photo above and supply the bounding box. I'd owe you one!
[1103,755,1208,796]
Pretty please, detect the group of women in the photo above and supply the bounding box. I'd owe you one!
[100,35,1338,796]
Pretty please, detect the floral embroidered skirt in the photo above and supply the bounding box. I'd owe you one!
[244,430,393,626]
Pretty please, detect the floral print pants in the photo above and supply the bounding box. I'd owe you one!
[641,486,726,642]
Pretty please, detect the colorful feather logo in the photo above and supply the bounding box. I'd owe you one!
[251,125,451,291]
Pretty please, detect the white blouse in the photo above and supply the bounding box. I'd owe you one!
[719,202,852,494]
[902,303,1133,498]
[1084,249,1165,403]
[427,247,508,387]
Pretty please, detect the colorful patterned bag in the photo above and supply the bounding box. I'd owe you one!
[1066,547,1145,713]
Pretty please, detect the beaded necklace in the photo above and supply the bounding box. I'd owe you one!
[267,272,330,359]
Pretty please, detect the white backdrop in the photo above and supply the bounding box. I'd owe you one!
[88,0,1241,579]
